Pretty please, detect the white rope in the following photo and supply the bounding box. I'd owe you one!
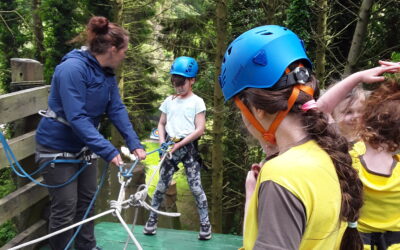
[146,152,169,186]
[123,206,140,250]
[8,210,114,250]
[140,201,181,217]
[115,210,143,250]
[9,146,177,250]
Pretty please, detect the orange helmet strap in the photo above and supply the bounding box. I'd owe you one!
[234,96,275,143]
[234,84,314,145]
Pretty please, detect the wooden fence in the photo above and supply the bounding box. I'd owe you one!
[0,59,49,250]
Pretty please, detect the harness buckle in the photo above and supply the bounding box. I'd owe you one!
[38,108,71,126]
[170,137,182,143]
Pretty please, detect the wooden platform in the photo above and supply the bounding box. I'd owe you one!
[39,222,242,250]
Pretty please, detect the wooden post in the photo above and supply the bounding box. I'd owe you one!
[9,58,48,233]
[10,58,45,91]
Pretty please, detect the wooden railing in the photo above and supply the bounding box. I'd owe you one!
[0,58,48,250]
[0,85,50,250]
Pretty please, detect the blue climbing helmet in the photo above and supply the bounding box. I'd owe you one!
[219,25,312,101]
[170,56,199,78]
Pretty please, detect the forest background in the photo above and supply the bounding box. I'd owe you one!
[1,0,400,246]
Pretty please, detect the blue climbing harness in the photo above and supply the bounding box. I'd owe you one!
[0,129,92,188]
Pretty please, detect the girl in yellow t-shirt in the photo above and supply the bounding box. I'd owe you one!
[318,61,400,249]
[219,25,365,250]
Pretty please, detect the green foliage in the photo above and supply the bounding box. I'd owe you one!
[84,0,113,17]
[0,169,17,248]
[0,169,16,198]
[228,0,275,38]
[365,1,400,66]
[0,221,17,247]
[391,51,400,62]
[119,0,162,137]
[284,0,313,45]
[0,0,33,92]
[40,0,86,83]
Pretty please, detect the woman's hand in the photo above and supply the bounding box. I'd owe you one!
[111,154,124,167]
[132,148,146,160]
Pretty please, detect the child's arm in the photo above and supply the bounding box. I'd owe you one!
[379,60,400,67]
[317,65,399,114]
[158,112,167,145]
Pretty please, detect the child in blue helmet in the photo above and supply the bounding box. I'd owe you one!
[220,25,363,249]
[143,56,211,240]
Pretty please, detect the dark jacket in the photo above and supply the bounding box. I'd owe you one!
[36,49,143,162]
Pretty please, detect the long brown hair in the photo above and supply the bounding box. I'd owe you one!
[238,73,363,250]
[70,16,128,55]
[359,79,400,152]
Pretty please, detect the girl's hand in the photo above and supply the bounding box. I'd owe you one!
[251,163,261,178]
[378,60,400,68]
[245,170,257,199]
[170,141,182,154]
[246,162,263,198]
[356,65,400,84]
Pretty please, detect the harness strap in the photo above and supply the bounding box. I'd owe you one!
[39,152,80,159]
[234,84,314,144]
[39,146,99,161]
[233,62,315,145]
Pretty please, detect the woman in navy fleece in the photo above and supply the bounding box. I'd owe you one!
[35,16,146,250]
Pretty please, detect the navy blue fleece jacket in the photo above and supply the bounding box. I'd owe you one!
[36,49,143,162]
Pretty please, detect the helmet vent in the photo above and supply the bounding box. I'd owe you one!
[227,46,232,55]
[261,32,273,36]
[255,29,268,34]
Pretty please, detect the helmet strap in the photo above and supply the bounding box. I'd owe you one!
[234,84,314,145]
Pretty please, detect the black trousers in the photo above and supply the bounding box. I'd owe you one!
[36,144,97,250]
[361,231,400,250]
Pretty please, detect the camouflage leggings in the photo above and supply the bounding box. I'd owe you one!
[149,142,210,224]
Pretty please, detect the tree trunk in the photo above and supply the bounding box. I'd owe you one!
[314,0,328,88]
[32,0,44,63]
[211,0,227,234]
[343,0,374,75]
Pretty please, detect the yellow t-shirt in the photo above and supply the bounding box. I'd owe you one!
[243,140,343,250]
[350,141,400,233]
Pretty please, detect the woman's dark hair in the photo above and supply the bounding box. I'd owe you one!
[237,66,363,250]
[71,16,128,54]
[359,78,400,152]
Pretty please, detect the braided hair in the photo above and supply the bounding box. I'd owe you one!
[238,70,363,250]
